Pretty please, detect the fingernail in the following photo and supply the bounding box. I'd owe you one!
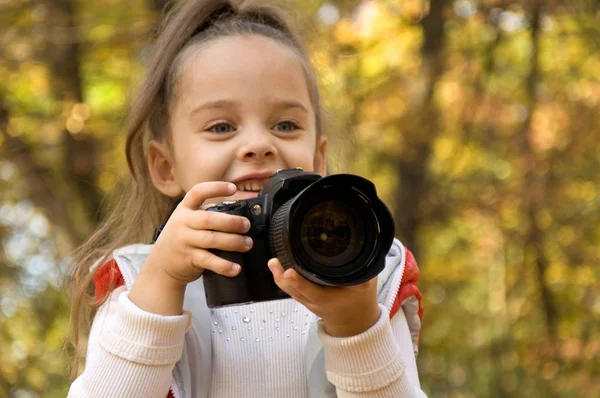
[232,263,241,274]
[242,219,251,230]
[227,183,236,193]
[245,237,253,248]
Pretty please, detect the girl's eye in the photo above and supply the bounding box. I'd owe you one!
[208,122,235,134]
[273,121,299,133]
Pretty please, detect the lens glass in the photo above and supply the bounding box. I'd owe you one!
[300,201,365,267]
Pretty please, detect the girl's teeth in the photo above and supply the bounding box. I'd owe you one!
[236,180,264,192]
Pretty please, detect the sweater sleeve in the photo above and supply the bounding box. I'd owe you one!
[68,286,191,398]
[317,304,427,398]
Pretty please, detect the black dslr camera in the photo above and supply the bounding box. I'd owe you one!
[154,169,395,308]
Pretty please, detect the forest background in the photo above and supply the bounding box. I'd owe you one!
[0,0,599,397]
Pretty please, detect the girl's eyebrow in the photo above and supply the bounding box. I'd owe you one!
[270,99,309,114]
[189,99,239,117]
[189,98,309,117]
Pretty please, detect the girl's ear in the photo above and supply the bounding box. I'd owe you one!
[148,140,184,198]
[313,135,328,176]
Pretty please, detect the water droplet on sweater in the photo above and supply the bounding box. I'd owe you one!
[232,326,237,330]
[255,338,260,342]
[242,316,250,323]
[240,337,244,341]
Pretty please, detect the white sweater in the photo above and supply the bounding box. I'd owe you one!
[69,287,425,397]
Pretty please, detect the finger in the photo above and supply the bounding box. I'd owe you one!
[181,182,236,210]
[188,229,253,253]
[268,258,313,305]
[267,257,286,280]
[281,268,331,303]
[280,280,314,307]
[268,258,324,297]
[191,250,241,277]
[187,211,251,234]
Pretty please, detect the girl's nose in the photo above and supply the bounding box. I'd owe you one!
[236,128,278,162]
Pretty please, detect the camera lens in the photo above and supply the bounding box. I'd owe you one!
[300,201,365,267]
[269,175,393,287]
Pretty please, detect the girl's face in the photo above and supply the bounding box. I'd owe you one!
[149,34,327,204]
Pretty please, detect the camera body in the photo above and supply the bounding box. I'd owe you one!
[202,168,395,308]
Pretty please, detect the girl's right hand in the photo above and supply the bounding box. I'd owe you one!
[130,182,252,315]
[149,181,252,284]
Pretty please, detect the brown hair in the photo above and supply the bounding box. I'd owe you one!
[68,0,325,379]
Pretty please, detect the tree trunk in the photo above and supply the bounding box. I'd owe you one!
[393,0,449,257]
[46,0,104,239]
[0,94,82,245]
[518,0,559,360]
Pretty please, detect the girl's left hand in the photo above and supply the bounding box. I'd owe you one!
[268,258,381,338]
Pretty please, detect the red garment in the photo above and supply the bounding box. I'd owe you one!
[389,248,423,321]
[389,248,423,348]
[93,247,422,398]
[93,258,124,302]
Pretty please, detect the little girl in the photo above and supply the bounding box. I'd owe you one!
[67,0,426,397]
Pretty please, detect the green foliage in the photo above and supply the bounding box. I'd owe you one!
[1,0,599,397]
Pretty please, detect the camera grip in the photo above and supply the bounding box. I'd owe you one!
[203,249,248,308]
